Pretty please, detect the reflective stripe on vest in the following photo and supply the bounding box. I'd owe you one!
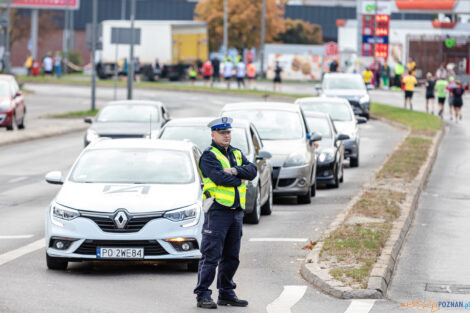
[201,147,246,210]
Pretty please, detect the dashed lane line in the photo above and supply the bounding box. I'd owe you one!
[344,300,376,313]
[0,235,34,239]
[0,238,45,266]
[249,238,308,242]
[266,285,308,313]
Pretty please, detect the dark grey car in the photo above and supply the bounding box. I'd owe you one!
[84,100,170,147]
[158,117,273,224]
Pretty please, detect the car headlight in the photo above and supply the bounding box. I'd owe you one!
[164,204,199,222]
[283,151,310,167]
[359,95,370,104]
[319,148,335,163]
[50,202,79,221]
[86,129,99,143]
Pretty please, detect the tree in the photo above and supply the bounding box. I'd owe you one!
[195,0,286,51]
[276,18,323,45]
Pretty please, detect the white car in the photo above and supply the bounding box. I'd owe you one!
[44,139,203,271]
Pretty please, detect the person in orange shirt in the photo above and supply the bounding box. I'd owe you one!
[402,71,418,110]
[246,61,256,89]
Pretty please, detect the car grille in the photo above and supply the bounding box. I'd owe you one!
[74,240,168,256]
[348,100,365,114]
[278,178,296,187]
[99,134,145,139]
[272,167,281,188]
[80,211,163,233]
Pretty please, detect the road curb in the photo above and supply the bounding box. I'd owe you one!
[300,118,445,299]
[0,120,87,147]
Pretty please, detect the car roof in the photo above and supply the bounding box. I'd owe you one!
[295,97,350,105]
[106,100,164,107]
[163,117,252,128]
[0,74,15,81]
[303,111,330,119]
[87,138,195,152]
[222,102,300,112]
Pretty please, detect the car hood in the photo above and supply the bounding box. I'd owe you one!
[91,122,161,136]
[323,89,367,99]
[334,121,356,138]
[0,96,11,112]
[55,182,200,213]
[261,139,307,167]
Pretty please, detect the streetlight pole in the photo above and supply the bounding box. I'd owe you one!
[260,0,266,78]
[223,0,228,55]
[373,0,377,61]
[63,0,70,75]
[91,0,97,111]
[127,0,135,100]
[121,0,126,20]
[5,0,11,74]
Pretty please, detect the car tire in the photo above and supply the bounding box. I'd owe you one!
[261,183,273,215]
[18,114,25,130]
[6,114,15,131]
[46,254,68,270]
[187,261,199,272]
[331,167,340,188]
[297,187,311,204]
[350,155,359,168]
[244,187,261,224]
[339,164,344,183]
[310,181,316,197]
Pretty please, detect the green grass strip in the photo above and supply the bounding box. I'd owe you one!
[49,109,99,118]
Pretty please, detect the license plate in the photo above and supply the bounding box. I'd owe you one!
[97,247,144,259]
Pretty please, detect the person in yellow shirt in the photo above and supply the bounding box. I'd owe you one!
[25,55,33,76]
[402,71,418,110]
[362,67,373,88]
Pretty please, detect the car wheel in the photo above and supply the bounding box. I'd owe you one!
[310,180,316,197]
[261,182,273,215]
[18,114,25,129]
[187,260,199,272]
[331,167,340,188]
[46,253,68,270]
[339,164,344,183]
[297,187,311,204]
[6,114,16,131]
[350,155,359,168]
[244,187,261,224]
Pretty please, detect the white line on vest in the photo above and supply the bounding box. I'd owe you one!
[0,235,34,239]
[0,238,45,266]
[266,285,307,313]
[249,238,308,242]
[344,300,376,313]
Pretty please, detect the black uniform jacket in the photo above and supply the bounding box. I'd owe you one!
[199,141,257,210]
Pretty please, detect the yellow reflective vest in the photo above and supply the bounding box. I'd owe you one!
[201,147,247,210]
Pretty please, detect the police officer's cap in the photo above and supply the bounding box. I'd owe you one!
[208,117,232,131]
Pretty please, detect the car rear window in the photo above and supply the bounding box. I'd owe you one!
[305,117,332,138]
[322,76,365,90]
[97,105,160,123]
[70,149,194,184]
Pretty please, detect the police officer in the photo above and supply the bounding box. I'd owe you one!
[194,117,257,309]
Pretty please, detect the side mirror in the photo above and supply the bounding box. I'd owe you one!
[336,134,350,141]
[15,91,22,98]
[366,84,374,90]
[356,117,367,124]
[310,132,322,142]
[45,171,63,185]
[84,117,93,124]
[256,150,272,160]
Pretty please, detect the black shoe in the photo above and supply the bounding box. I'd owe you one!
[217,297,248,307]
[197,298,217,309]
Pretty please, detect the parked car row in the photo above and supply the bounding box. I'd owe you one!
[0,75,26,131]
[44,73,369,271]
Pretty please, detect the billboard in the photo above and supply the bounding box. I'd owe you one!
[266,54,323,81]
[11,0,80,9]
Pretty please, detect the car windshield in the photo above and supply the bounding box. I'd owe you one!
[160,126,249,155]
[70,149,194,184]
[305,117,332,139]
[96,105,160,123]
[301,102,353,122]
[0,81,10,97]
[223,110,303,140]
[323,76,366,90]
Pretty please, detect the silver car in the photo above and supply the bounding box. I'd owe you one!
[295,97,366,167]
[221,102,321,204]
[158,117,273,224]
[45,139,203,271]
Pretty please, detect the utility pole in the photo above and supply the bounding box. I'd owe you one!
[91,0,97,111]
[4,0,10,73]
[114,0,126,100]
[356,0,362,60]
[30,8,38,60]
[121,0,126,19]
[223,0,228,54]
[63,0,70,75]
[373,0,377,61]
[260,0,266,78]
[127,0,135,100]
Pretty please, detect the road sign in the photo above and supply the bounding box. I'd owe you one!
[362,1,392,15]
[86,23,102,51]
[111,27,141,45]
[10,0,80,10]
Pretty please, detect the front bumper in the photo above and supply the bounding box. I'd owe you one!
[343,139,358,159]
[349,100,370,117]
[272,163,312,196]
[0,111,12,127]
[316,161,336,184]
[46,213,203,261]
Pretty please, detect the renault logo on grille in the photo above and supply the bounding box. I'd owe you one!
[114,211,128,229]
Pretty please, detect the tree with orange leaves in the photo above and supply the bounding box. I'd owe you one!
[195,0,285,51]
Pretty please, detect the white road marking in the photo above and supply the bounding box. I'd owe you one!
[0,235,34,239]
[344,300,376,313]
[249,238,308,242]
[0,238,45,266]
[8,176,28,183]
[266,285,307,313]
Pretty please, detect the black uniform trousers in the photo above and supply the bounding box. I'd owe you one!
[194,208,244,301]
